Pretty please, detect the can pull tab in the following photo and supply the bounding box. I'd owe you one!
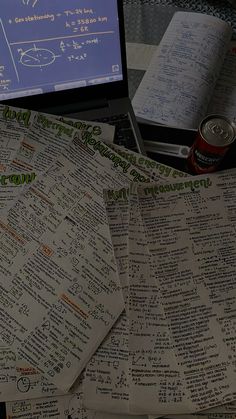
[210,123,228,140]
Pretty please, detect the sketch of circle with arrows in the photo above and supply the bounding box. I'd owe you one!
[17,377,31,393]
[20,45,59,68]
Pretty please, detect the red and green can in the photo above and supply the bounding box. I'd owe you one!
[187,115,236,174]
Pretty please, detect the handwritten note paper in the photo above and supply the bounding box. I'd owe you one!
[133,170,236,413]
[133,12,232,128]
[0,128,150,393]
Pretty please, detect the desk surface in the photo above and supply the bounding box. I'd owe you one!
[123,0,236,41]
[124,0,236,34]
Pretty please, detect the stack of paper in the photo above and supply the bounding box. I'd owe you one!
[0,105,235,419]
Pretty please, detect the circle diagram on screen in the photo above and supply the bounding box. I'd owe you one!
[19,44,59,68]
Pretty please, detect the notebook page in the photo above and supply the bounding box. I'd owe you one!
[6,395,72,419]
[84,190,131,414]
[137,170,236,412]
[128,184,189,415]
[0,130,151,393]
[132,12,232,129]
[83,151,188,415]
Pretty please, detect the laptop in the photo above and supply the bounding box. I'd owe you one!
[0,0,145,153]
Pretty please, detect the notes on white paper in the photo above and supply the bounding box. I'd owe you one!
[1,101,236,417]
[133,12,232,129]
[0,124,151,394]
[131,171,236,413]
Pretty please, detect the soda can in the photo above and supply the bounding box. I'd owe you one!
[187,114,236,174]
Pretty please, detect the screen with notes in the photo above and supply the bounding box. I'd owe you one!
[0,0,123,101]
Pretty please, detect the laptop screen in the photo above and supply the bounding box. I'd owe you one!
[0,0,123,102]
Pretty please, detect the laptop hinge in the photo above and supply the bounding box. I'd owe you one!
[41,98,108,115]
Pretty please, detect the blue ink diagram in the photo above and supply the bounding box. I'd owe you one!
[18,44,61,68]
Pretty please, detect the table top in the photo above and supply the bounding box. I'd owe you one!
[124,0,236,36]
[123,0,236,40]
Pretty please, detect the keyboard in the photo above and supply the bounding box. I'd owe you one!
[94,113,139,152]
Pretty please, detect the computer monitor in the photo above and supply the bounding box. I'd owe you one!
[0,0,127,110]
